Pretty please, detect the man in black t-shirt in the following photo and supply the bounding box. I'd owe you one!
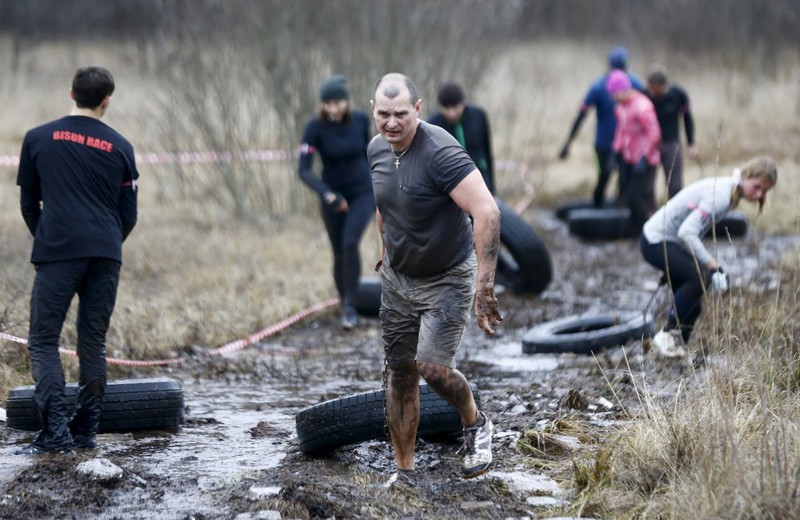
[646,66,698,198]
[15,66,138,455]
[368,73,502,485]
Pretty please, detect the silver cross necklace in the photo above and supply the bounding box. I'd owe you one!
[393,148,409,169]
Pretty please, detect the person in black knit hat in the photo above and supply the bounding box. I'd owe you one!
[298,74,375,329]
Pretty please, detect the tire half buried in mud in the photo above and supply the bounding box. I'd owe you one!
[296,383,481,455]
[522,311,655,354]
[5,377,184,433]
[354,276,381,317]
[495,197,553,294]
[567,207,634,240]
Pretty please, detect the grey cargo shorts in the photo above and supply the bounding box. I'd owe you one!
[379,252,477,369]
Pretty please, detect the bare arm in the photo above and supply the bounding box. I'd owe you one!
[449,169,502,334]
[375,208,386,271]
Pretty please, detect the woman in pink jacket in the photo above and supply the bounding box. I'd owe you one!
[607,69,661,231]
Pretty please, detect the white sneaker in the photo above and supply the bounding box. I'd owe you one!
[457,412,494,478]
[651,329,687,358]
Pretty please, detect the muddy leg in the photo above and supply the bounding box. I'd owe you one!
[418,361,479,427]
[387,363,421,470]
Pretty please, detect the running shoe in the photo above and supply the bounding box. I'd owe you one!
[458,411,494,478]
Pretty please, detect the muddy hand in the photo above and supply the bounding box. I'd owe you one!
[475,287,502,335]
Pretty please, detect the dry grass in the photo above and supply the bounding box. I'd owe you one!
[564,254,800,519]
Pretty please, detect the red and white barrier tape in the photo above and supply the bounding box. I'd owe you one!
[0,149,293,168]
[0,298,339,365]
[209,298,340,355]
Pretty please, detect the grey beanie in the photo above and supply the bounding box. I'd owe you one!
[319,74,350,102]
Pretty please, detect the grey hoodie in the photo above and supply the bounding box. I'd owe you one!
[642,172,739,268]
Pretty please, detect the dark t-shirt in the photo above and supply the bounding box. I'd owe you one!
[298,110,373,200]
[427,104,494,193]
[368,121,476,277]
[16,115,139,263]
[647,84,694,144]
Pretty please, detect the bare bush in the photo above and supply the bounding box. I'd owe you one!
[139,0,524,218]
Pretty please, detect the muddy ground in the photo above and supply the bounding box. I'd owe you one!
[1,210,795,520]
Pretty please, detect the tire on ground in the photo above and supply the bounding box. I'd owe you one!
[296,382,481,455]
[554,198,615,221]
[5,377,184,433]
[568,207,634,240]
[355,276,381,317]
[713,212,748,238]
[495,197,553,294]
[522,311,655,354]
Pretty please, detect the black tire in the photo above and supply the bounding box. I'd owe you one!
[495,197,553,294]
[522,311,655,354]
[555,198,615,221]
[5,377,184,433]
[568,207,634,240]
[296,382,481,455]
[713,212,748,238]
[355,276,381,317]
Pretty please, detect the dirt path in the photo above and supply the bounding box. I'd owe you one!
[1,211,795,519]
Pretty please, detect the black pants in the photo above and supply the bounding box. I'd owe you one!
[619,161,657,232]
[28,258,120,450]
[321,192,375,309]
[592,146,618,208]
[640,236,708,343]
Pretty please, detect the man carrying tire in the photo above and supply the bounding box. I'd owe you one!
[368,73,502,485]
[15,66,139,455]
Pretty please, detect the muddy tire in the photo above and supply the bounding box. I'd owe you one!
[5,377,184,433]
[713,212,748,238]
[555,198,615,221]
[495,197,553,294]
[296,383,481,455]
[355,276,381,317]
[522,311,655,354]
[568,207,634,240]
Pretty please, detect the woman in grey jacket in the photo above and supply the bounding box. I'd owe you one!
[640,155,778,357]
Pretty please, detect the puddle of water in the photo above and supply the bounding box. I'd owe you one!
[1,376,380,519]
[467,339,559,372]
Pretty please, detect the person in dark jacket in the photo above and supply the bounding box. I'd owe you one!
[16,66,139,454]
[559,46,644,207]
[427,81,495,193]
[646,65,698,199]
[298,75,375,329]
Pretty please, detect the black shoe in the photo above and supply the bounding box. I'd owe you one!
[15,444,72,456]
[341,305,358,330]
[72,434,97,450]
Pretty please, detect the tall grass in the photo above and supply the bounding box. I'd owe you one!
[569,254,800,518]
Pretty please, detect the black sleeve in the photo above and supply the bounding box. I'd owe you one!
[17,137,41,236]
[481,108,495,194]
[119,152,139,241]
[298,121,332,198]
[20,185,41,236]
[565,109,588,145]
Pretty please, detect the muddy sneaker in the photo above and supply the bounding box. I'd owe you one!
[383,469,415,490]
[458,411,494,479]
[341,305,358,330]
[651,329,686,358]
